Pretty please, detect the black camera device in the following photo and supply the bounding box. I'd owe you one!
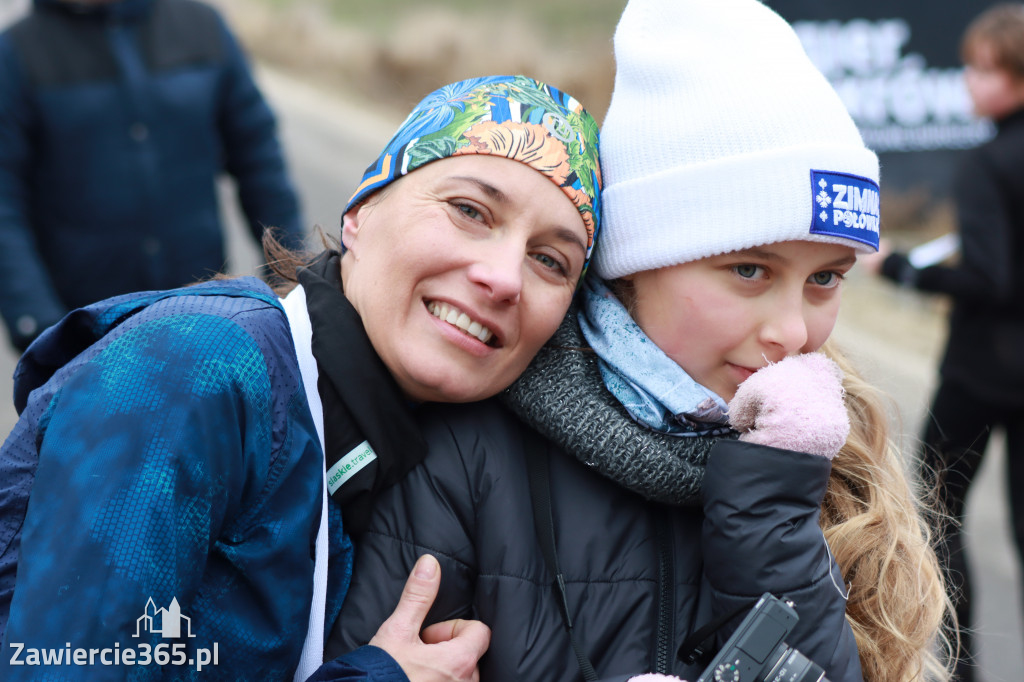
[696,593,830,682]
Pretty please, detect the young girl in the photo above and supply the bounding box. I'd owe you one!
[327,2,949,681]
[0,75,601,681]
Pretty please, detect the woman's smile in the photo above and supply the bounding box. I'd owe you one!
[427,300,496,345]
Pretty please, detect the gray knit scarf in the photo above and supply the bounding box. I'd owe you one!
[500,306,738,506]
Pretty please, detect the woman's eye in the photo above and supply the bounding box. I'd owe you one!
[733,264,763,279]
[452,199,487,223]
[532,252,566,274]
[454,202,483,222]
[810,271,844,288]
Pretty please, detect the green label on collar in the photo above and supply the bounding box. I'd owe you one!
[327,440,377,495]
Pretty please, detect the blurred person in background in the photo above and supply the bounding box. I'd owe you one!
[0,74,602,680]
[862,4,1024,679]
[0,0,305,353]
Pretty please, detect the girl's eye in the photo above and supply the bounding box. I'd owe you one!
[810,270,844,288]
[733,264,764,279]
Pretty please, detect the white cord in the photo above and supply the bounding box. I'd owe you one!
[824,531,850,601]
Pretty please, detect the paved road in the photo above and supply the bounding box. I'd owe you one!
[1,66,1021,679]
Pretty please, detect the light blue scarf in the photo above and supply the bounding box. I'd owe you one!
[578,278,731,436]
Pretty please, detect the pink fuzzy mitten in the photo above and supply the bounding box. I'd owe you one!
[628,676,687,682]
[727,353,849,460]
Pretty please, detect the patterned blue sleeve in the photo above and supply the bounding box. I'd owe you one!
[0,308,323,680]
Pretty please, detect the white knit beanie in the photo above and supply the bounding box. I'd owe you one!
[593,0,881,280]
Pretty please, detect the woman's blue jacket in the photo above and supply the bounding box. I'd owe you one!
[0,278,405,680]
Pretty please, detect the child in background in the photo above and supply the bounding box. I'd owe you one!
[862,4,1024,680]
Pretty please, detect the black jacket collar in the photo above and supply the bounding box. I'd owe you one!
[298,251,426,533]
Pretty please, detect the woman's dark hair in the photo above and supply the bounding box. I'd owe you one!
[260,186,390,293]
[260,227,339,296]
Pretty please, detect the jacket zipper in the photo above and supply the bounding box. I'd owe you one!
[653,509,675,674]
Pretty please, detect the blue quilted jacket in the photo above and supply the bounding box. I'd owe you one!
[0,0,304,350]
[0,278,404,680]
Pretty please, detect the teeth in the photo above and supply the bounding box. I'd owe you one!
[428,302,494,344]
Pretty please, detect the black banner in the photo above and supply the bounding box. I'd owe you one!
[767,1,994,195]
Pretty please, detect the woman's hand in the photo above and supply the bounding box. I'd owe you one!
[369,554,491,682]
[727,353,849,460]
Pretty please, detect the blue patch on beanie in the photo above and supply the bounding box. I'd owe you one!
[809,170,881,250]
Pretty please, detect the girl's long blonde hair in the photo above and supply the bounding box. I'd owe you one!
[821,340,953,681]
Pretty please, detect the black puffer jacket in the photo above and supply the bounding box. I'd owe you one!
[327,318,863,681]
[880,108,1024,405]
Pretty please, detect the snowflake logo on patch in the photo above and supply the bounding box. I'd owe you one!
[816,190,832,208]
[819,210,828,222]
[818,179,828,189]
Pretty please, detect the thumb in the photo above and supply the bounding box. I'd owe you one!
[385,554,441,638]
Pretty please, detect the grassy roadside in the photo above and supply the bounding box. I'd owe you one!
[211,0,624,121]
[214,0,957,245]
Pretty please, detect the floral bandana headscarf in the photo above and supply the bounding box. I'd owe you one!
[345,75,603,278]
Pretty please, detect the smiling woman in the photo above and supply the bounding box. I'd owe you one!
[0,75,601,682]
[341,155,589,403]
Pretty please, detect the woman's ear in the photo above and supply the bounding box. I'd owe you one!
[340,206,361,252]
[343,188,388,253]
